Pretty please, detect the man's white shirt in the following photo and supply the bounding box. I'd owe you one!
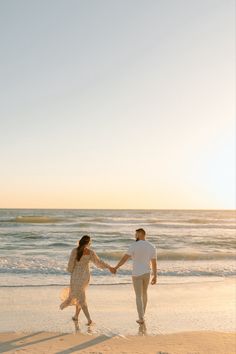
[126,240,156,276]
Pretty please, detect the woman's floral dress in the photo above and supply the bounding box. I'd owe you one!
[60,248,109,309]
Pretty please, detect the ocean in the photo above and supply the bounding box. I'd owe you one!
[0,209,235,287]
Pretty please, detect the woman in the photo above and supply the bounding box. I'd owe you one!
[60,235,114,325]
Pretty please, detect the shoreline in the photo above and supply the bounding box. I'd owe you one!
[1,275,234,288]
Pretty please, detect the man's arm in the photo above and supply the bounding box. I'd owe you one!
[151,258,157,284]
[115,254,131,270]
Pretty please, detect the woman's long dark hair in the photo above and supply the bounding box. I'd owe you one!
[76,235,90,262]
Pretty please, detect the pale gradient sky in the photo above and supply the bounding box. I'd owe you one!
[0,0,235,209]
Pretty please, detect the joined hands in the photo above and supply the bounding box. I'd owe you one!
[109,266,117,274]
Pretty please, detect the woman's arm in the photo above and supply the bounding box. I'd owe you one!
[67,248,77,273]
[90,250,112,270]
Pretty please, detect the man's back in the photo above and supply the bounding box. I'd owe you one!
[127,240,156,276]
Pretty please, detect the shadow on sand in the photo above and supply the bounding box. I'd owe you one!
[53,319,113,354]
[55,334,112,354]
[0,332,66,353]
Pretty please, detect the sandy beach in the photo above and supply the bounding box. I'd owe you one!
[0,278,235,353]
[0,331,235,354]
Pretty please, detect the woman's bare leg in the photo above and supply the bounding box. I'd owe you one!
[81,303,92,325]
[72,305,81,321]
[79,290,93,325]
[76,305,81,316]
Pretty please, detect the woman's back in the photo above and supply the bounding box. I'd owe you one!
[67,248,109,274]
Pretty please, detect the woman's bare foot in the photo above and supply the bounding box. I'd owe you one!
[86,320,94,326]
[136,319,145,324]
[72,316,79,321]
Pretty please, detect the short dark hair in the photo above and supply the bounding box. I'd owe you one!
[136,228,146,236]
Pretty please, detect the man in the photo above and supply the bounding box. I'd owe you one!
[114,228,157,324]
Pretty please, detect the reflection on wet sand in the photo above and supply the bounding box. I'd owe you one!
[73,319,94,335]
[138,323,147,336]
[73,319,81,333]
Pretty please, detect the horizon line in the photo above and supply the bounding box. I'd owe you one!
[0,207,235,211]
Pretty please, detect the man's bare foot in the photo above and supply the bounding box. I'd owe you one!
[86,320,94,326]
[136,319,145,324]
[72,316,79,321]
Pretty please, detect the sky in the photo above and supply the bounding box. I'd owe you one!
[0,0,235,209]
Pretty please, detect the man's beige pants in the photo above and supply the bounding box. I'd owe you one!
[132,272,150,320]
